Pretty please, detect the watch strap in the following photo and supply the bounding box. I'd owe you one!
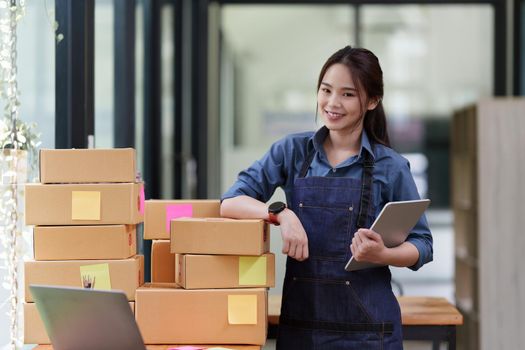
[268,212,281,226]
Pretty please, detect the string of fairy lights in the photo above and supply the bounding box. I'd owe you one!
[0,1,26,349]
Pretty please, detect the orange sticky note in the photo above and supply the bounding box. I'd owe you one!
[72,191,101,220]
[227,295,257,325]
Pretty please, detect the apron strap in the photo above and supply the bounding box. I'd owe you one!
[280,316,393,334]
[299,146,316,178]
[357,151,375,229]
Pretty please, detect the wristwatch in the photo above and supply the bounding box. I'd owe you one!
[268,201,287,226]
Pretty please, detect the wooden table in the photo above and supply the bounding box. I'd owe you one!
[33,297,462,350]
[268,295,463,350]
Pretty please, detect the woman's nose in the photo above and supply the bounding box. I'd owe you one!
[328,94,342,107]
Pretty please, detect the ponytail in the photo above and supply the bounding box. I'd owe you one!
[364,101,390,147]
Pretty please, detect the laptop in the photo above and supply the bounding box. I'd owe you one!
[345,199,431,271]
[30,284,146,350]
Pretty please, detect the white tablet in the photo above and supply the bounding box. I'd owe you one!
[344,199,430,271]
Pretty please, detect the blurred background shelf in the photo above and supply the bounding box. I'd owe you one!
[451,98,525,350]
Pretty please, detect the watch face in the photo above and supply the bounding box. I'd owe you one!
[269,201,286,213]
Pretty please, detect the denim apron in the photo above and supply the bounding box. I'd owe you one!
[276,145,403,350]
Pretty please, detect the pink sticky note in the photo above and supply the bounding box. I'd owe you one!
[166,204,193,232]
[168,347,204,350]
[139,184,145,215]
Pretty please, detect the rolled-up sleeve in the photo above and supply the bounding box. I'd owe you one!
[391,159,433,271]
[221,138,288,203]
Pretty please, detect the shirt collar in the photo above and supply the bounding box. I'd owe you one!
[360,129,375,160]
[310,126,375,161]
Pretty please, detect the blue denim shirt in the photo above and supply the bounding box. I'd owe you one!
[222,127,433,271]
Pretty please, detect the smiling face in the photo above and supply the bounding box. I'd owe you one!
[317,63,377,135]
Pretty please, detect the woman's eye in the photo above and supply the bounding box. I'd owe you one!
[343,93,355,97]
[321,88,330,93]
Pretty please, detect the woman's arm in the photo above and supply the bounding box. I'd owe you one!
[220,195,269,220]
[221,195,309,261]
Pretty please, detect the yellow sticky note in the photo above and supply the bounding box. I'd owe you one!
[239,256,267,286]
[228,295,257,325]
[72,191,101,220]
[79,263,111,290]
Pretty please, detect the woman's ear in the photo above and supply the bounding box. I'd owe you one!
[367,97,381,111]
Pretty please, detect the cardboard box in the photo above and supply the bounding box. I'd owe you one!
[171,218,270,256]
[176,253,275,289]
[33,225,136,260]
[25,182,144,225]
[144,199,221,239]
[30,346,260,350]
[24,255,144,302]
[39,148,136,184]
[24,302,135,345]
[151,240,175,283]
[135,284,267,345]
[143,346,261,350]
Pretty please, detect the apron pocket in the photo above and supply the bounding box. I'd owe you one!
[298,203,353,261]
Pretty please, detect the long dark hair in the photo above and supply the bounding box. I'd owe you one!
[317,46,390,147]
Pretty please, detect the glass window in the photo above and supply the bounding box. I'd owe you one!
[17,1,55,148]
[361,5,493,300]
[363,6,493,118]
[135,1,144,178]
[220,4,355,188]
[0,1,55,346]
[161,4,174,199]
[94,0,114,148]
[361,5,493,207]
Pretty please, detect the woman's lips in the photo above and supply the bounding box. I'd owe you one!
[325,110,345,120]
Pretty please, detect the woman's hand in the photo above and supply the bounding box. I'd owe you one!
[221,196,309,262]
[278,208,309,261]
[350,228,387,264]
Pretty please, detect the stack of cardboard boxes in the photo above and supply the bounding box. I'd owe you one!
[141,202,275,348]
[145,200,222,283]
[23,149,145,345]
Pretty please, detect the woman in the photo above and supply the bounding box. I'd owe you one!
[221,46,433,349]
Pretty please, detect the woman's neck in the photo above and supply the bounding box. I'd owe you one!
[323,127,363,168]
[326,127,362,153]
